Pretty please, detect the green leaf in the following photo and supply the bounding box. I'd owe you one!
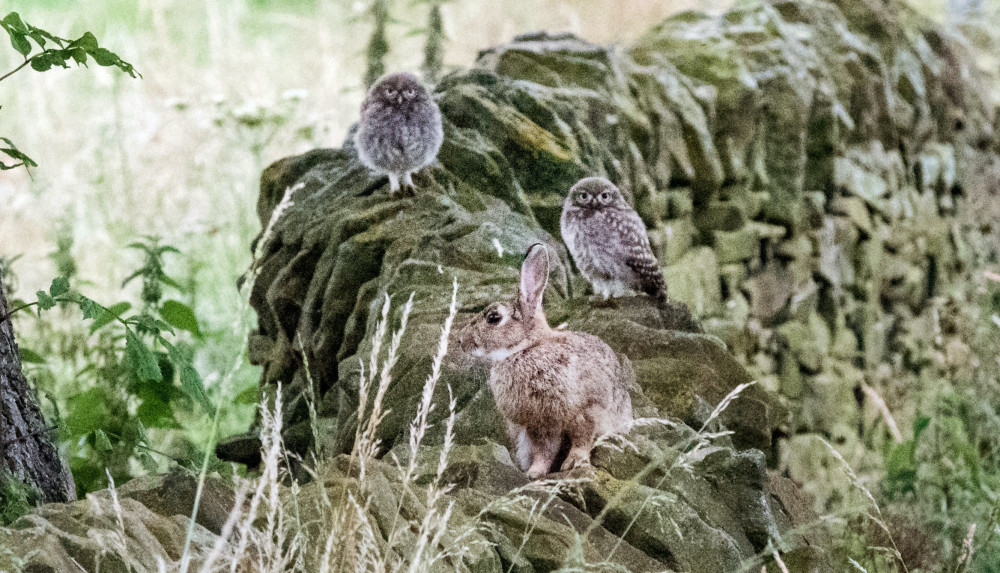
[9,31,30,56]
[36,290,55,310]
[125,328,162,383]
[74,31,98,52]
[89,301,131,333]
[90,47,118,67]
[68,47,86,65]
[0,137,38,170]
[884,440,917,497]
[3,13,28,33]
[165,342,209,410]
[179,362,210,410]
[29,52,66,72]
[136,397,181,428]
[234,385,259,405]
[49,276,69,297]
[18,347,44,364]
[155,353,175,387]
[159,274,182,290]
[76,295,107,320]
[136,449,158,472]
[127,314,173,335]
[65,387,109,435]
[120,269,144,288]
[160,300,201,337]
[94,429,113,451]
[26,29,46,49]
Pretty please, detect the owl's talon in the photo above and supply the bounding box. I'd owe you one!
[392,184,416,199]
[591,296,618,309]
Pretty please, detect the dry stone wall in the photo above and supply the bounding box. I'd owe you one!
[219,0,1000,569]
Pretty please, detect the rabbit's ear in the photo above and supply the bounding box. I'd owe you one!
[520,244,549,317]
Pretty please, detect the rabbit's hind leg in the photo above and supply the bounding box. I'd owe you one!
[525,431,561,479]
[561,416,597,472]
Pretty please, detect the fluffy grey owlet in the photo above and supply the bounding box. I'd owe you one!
[560,177,668,304]
[354,72,444,196]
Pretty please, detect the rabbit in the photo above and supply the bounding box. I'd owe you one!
[458,243,633,478]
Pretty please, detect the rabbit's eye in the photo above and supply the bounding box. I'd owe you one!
[486,310,503,325]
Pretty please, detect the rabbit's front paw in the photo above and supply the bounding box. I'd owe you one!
[526,456,554,479]
[526,467,548,480]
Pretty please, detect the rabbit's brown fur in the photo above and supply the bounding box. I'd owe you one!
[458,244,633,478]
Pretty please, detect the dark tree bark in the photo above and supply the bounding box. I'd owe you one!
[0,270,75,502]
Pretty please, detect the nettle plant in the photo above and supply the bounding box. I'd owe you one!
[9,237,209,494]
[0,10,138,170]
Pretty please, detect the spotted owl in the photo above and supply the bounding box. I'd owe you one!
[354,72,444,196]
[560,177,667,304]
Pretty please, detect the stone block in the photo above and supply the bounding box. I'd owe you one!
[713,226,759,264]
[665,247,722,316]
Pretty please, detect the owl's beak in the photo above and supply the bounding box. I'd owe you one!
[397,95,404,104]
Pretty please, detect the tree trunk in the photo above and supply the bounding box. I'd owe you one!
[0,269,75,502]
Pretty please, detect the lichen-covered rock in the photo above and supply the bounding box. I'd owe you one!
[117,467,236,535]
[292,435,817,572]
[0,477,225,572]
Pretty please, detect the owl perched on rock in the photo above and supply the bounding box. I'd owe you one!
[354,72,444,196]
[560,177,668,305]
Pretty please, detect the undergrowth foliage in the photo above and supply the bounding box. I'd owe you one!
[7,236,209,496]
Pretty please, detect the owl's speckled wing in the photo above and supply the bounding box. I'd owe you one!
[615,209,667,300]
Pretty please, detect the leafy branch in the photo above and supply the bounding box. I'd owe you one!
[0,12,139,81]
[1,11,140,170]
